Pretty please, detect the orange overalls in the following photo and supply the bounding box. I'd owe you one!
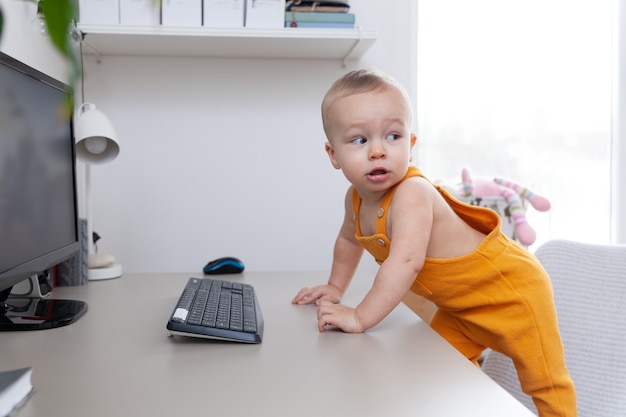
[352,166,576,417]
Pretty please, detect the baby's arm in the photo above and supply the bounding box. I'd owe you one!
[292,189,363,305]
[318,179,433,332]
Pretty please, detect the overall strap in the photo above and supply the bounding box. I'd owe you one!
[352,166,424,236]
[375,166,423,234]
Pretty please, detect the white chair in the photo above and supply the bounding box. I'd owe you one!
[481,239,626,416]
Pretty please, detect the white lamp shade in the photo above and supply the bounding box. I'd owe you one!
[75,103,120,164]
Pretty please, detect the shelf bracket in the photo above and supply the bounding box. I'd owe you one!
[81,37,103,61]
[341,27,363,68]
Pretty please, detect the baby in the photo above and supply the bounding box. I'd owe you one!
[292,69,576,417]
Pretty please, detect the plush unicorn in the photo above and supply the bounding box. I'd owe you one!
[458,167,551,246]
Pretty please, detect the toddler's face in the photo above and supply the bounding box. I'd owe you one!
[325,88,415,195]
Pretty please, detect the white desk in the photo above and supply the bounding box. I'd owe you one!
[0,271,534,417]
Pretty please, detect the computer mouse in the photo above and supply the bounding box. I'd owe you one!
[203,257,245,275]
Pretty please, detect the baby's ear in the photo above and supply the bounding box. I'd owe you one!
[325,142,341,169]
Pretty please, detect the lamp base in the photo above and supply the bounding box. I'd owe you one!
[88,263,123,281]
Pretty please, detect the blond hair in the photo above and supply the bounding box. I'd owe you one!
[321,69,412,138]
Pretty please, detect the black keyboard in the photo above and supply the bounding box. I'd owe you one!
[166,277,264,343]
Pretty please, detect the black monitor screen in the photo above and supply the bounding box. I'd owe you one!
[0,52,79,297]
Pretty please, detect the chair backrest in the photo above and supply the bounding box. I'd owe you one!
[481,239,626,416]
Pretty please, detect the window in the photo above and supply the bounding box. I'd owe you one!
[416,1,613,249]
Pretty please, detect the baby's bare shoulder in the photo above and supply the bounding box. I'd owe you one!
[394,176,440,203]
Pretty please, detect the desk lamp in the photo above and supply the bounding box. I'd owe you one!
[74,102,123,280]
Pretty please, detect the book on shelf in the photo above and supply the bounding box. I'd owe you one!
[286,21,354,28]
[0,367,33,417]
[285,11,355,28]
[285,11,355,23]
[285,1,350,13]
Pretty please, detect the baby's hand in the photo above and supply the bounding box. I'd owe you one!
[317,301,364,333]
[291,284,342,305]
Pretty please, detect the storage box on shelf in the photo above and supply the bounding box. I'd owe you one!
[245,0,286,28]
[162,0,202,27]
[78,0,120,25]
[204,0,245,28]
[120,0,160,26]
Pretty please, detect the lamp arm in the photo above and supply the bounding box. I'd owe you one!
[85,163,94,256]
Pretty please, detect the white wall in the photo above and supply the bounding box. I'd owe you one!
[78,0,418,273]
[614,0,626,243]
[0,0,417,274]
[0,0,68,82]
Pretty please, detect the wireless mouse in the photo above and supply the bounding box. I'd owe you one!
[203,257,245,275]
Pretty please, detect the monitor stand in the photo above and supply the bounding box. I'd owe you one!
[0,297,88,331]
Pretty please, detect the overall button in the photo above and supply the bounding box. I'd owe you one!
[377,238,386,247]
[377,208,384,217]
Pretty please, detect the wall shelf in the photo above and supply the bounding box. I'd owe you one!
[78,24,377,63]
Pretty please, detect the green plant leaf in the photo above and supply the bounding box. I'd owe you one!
[37,0,80,105]
[0,7,4,41]
[39,0,77,57]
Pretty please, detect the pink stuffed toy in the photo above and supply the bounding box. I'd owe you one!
[458,167,551,246]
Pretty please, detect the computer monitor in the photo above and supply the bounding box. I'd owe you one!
[0,51,87,330]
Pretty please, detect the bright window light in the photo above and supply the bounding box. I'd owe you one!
[417,0,612,249]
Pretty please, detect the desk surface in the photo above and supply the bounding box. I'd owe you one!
[1,271,534,417]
